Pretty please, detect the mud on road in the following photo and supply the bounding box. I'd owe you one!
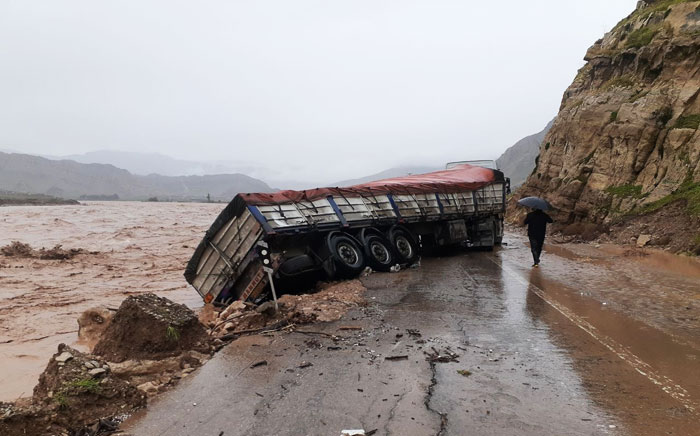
[124,233,700,436]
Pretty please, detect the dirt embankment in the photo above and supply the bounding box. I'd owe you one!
[0,191,79,206]
[0,201,223,403]
[0,280,369,436]
[1,293,214,436]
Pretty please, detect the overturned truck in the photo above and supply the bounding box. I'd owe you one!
[185,164,507,306]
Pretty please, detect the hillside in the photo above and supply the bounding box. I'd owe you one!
[516,0,700,253]
[50,150,239,177]
[0,152,273,201]
[496,119,554,188]
[333,165,441,187]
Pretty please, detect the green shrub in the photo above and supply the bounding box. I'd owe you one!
[166,325,180,342]
[673,114,700,130]
[606,184,644,198]
[626,26,660,48]
[68,378,101,393]
[636,180,700,216]
[610,111,618,122]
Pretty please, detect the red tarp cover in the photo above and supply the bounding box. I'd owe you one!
[240,164,496,206]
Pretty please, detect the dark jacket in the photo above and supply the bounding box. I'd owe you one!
[524,210,553,241]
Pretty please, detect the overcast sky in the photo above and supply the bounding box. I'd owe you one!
[1,0,636,185]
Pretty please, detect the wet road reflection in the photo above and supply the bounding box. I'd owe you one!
[123,232,699,436]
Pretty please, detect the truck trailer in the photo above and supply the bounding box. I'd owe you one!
[184,163,508,306]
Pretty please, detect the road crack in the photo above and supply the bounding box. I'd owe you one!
[424,361,448,436]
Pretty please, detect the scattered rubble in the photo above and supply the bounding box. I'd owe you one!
[425,347,460,363]
[209,280,367,339]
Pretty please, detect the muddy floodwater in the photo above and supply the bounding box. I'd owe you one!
[0,201,221,401]
[1,202,699,435]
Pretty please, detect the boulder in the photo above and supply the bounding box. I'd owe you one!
[93,293,211,363]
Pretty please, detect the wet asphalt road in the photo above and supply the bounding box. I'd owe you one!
[123,233,700,436]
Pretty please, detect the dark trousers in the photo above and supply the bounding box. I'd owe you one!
[529,237,544,264]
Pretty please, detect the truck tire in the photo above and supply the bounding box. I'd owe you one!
[327,233,365,278]
[388,227,419,265]
[362,233,394,272]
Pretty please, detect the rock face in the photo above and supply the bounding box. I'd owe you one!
[518,1,700,233]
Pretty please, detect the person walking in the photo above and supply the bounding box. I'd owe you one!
[524,208,553,267]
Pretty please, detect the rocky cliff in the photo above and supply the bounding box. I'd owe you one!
[497,118,554,188]
[517,0,700,250]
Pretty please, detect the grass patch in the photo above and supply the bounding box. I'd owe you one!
[68,378,101,393]
[602,75,636,91]
[636,180,700,216]
[166,325,180,342]
[626,25,661,48]
[544,142,550,150]
[610,111,618,122]
[614,0,696,33]
[673,114,700,129]
[606,184,644,198]
[54,392,68,408]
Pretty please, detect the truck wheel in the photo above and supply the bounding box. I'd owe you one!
[327,233,365,278]
[388,227,419,264]
[362,233,394,272]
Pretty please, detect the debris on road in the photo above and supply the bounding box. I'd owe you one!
[250,360,268,368]
[425,347,460,363]
[341,429,366,435]
[385,355,409,361]
[457,369,472,377]
[209,280,367,339]
[298,361,313,368]
[406,329,422,338]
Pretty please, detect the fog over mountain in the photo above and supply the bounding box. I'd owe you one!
[1,0,636,184]
[0,151,272,201]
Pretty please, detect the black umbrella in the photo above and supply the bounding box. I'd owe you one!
[517,196,551,210]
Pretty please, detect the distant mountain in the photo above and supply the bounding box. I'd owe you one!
[0,151,273,201]
[47,150,238,177]
[496,118,555,188]
[333,165,442,187]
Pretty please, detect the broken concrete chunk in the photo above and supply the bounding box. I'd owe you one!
[55,351,73,363]
[220,300,247,320]
[89,368,107,377]
[137,381,158,394]
[255,301,276,315]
